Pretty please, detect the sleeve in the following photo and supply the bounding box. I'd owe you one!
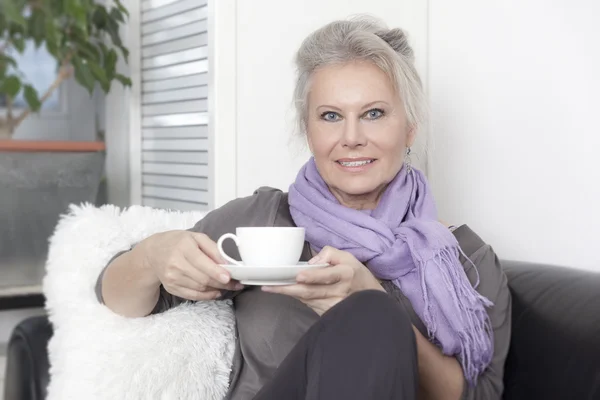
[94,187,283,315]
[461,245,512,400]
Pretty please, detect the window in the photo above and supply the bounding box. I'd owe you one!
[0,42,61,111]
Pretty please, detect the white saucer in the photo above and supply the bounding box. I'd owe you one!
[220,262,329,286]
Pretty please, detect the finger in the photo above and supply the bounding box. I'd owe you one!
[177,274,243,292]
[263,283,335,300]
[171,286,222,301]
[309,246,353,266]
[296,264,346,285]
[190,232,227,264]
[179,256,242,290]
[184,243,232,285]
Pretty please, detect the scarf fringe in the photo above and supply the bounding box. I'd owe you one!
[403,246,493,386]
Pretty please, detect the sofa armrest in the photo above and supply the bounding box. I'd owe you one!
[502,261,600,400]
[4,315,53,400]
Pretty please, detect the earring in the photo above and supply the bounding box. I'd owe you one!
[405,147,412,173]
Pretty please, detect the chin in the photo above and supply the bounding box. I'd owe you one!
[333,178,383,197]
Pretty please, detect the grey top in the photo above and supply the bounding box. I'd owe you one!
[96,187,511,400]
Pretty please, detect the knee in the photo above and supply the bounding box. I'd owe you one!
[327,290,414,339]
[341,290,396,315]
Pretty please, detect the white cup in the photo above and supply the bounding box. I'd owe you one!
[217,227,305,266]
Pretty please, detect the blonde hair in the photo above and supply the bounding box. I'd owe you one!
[293,16,428,138]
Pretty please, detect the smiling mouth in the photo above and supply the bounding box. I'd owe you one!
[336,159,376,167]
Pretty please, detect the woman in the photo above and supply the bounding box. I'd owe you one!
[97,17,511,400]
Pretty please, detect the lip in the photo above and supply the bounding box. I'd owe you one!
[336,157,376,163]
[334,158,377,173]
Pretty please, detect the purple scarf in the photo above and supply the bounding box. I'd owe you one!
[288,158,493,385]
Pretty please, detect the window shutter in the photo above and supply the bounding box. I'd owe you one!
[140,0,209,211]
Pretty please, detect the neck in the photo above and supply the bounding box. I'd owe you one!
[329,184,388,210]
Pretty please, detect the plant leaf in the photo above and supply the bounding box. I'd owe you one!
[28,8,46,48]
[45,35,59,58]
[118,45,129,63]
[45,18,61,56]
[1,75,22,98]
[109,7,125,23]
[104,48,117,78]
[115,73,131,87]
[0,54,17,77]
[1,0,26,27]
[74,38,101,62]
[49,0,63,15]
[91,5,108,30]
[65,0,88,35]
[72,56,95,95]
[0,13,6,32]
[0,54,18,68]
[11,35,26,53]
[105,18,122,48]
[113,0,129,16]
[23,84,41,112]
[89,61,109,92]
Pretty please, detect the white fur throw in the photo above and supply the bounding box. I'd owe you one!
[42,204,236,400]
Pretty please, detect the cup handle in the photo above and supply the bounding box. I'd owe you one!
[216,233,243,265]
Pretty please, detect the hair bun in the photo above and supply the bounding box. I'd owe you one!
[377,28,414,61]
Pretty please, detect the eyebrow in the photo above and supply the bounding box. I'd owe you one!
[316,101,390,112]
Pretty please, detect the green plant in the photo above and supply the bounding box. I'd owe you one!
[0,0,132,138]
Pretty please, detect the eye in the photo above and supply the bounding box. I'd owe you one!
[364,108,385,120]
[320,111,341,122]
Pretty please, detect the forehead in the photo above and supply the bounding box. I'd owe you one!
[308,61,398,106]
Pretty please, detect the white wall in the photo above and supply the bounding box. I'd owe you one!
[428,0,600,271]
[233,0,428,198]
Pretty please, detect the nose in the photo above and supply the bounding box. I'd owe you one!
[340,118,367,148]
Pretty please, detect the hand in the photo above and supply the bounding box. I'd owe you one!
[262,246,384,315]
[136,230,243,301]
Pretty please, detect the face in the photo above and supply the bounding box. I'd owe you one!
[306,61,415,209]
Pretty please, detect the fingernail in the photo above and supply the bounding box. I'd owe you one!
[214,292,222,299]
[219,274,230,284]
[297,274,306,283]
[262,286,273,292]
[234,283,245,290]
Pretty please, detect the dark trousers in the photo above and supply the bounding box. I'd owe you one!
[253,290,419,400]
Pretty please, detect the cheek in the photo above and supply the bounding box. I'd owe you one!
[367,124,408,157]
[307,124,338,156]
